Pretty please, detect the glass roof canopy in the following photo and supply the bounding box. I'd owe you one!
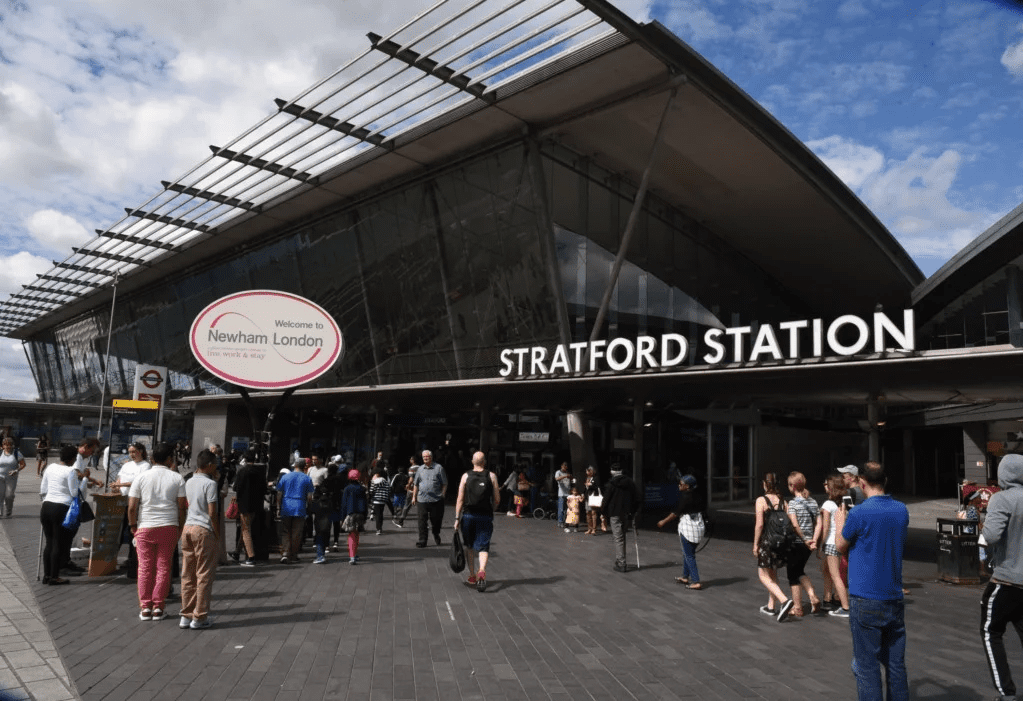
[0,0,626,337]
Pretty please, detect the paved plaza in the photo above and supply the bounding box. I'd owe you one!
[0,468,1007,700]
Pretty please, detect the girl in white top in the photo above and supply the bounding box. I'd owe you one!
[39,445,87,585]
[109,443,152,497]
[818,474,850,616]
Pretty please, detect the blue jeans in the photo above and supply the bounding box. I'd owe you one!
[679,535,699,583]
[848,595,908,701]
[557,495,567,525]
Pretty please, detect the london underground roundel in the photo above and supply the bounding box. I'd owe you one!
[190,290,344,390]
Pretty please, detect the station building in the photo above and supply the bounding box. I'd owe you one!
[4,0,1023,504]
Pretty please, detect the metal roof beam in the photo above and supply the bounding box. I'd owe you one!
[208,146,313,183]
[20,285,81,297]
[274,99,392,149]
[54,261,115,276]
[96,229,180,252]
[125,209,211,234]
[73,247,145,265]
[1,309,41,320]
[36,274,101,288]
[161,181,260,212]
[4,299,60,311]
[367,32,493,102]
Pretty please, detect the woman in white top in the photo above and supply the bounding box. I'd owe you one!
[0,437,26,518]
[128,442,186,621]
[39,445,86,585]
[109,443,151,578]
[819,474,851,617]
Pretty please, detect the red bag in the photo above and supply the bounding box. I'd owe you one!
[225,499,239,520]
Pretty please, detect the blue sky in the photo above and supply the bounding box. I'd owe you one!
[1,0,1021,400]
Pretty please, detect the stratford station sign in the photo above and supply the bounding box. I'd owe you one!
[499,309,915,378]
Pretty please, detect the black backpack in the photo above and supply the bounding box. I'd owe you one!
[465,469,492,507]
[763,496,794,554]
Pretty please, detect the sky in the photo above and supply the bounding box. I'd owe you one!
[1,0,1022,400]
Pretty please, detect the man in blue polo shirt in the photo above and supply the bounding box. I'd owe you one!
[835,461,909,701]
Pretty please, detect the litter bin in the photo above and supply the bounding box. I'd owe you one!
[936,517,980,584]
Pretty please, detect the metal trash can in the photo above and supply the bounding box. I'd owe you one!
[937,517,980,584]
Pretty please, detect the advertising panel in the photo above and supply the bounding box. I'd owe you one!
[189,290,344,390]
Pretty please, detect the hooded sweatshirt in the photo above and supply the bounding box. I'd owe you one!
[983,453,1023,585]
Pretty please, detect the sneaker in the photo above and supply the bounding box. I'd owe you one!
[564,528,571,533]
[392,520,402,528]
[280,556,289,564]
[434,534,442,546]
[349,557,357,565]
[375,530,382,536]
[190,616,213,630]
[139,609,152,621]
[179,616,191,629]
[829,607,850,618]
[476,570,487,592]
[331,543,340,552]
[506,511,515,516]
[313,556,326,564]
[151,608,166,621]
[229,551,240,562]
[777,599,794,623]
[759,605,777,616]
[241,558,255,567]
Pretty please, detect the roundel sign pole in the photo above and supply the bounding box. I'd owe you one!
[190,290,344,561]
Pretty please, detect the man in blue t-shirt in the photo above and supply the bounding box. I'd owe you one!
[277,459,314,564]
[835,461,910,701]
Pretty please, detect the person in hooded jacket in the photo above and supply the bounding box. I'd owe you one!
[980,452,1023,700]
[602,463,642,573]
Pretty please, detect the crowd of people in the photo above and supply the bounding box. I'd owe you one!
[25,435,1023,700]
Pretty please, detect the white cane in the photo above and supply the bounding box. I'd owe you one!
[633,520,641,570]
[37,525,44,581]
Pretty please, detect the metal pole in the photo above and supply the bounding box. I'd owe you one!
[588,87,677,346]
[95,272,120,443]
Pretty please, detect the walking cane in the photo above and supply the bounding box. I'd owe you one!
[37,525,44,581]
[633,520,641,570]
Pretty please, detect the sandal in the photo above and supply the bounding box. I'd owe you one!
[685,583,702,590]
[810,597,822,614]
[675,577,690,585]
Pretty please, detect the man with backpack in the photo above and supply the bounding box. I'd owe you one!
[453,451,500,592]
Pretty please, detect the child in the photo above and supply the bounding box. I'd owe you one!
[339,470,368,564]
[565,487,584,533]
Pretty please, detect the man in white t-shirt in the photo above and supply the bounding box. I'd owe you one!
[555,462,572,530]
[179,449,219,630]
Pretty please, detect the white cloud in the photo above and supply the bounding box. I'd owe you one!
[1002,38,1023,77]
[25,210,92,252]
[807,135,885,189]
[809,136,996,260]
[0,341,38,401]
[0,252,53,297]
[837,0,869,22]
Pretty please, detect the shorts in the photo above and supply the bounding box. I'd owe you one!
[824,543,840,557]
[460,513,494,553]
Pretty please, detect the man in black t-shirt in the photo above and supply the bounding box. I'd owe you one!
[454,452,500,592]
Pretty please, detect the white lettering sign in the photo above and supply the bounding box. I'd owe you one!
[498,309,914,378]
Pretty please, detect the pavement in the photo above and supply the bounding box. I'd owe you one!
[0,467,1004,701]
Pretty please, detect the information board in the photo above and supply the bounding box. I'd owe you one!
[106,399,158,485]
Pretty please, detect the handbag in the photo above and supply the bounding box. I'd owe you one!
[62,497,81,530]
[225,498,239,520]
[450,525,466,573]
[587,489,603,509]
[79,498,96,524]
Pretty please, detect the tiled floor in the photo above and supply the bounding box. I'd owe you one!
[0,469,1000,700]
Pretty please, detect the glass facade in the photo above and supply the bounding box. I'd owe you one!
[26,139,811,405]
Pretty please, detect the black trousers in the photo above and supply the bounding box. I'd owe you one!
[981,580,1023,697]
[416,500,445,544]
[40,501,73,579]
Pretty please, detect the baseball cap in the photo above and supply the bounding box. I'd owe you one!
[837,465,859,476]
[681,474,697,488]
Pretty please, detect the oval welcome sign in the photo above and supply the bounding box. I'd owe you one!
[190,290,344,390]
